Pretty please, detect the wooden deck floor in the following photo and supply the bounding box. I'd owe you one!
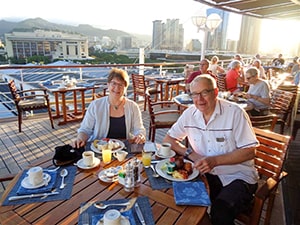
[0,101,298,225]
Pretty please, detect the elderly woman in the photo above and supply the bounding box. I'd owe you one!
[72,68,146,148]
[244,67,271,116]
[225,60,243,93]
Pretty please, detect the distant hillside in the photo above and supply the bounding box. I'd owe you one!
[0,17,150,42]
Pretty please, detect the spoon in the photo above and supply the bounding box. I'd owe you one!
[150,164,159,178]
[94,201,130,209]
[59,169,68,189]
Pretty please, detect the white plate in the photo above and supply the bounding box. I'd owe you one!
[21,173,51,189]
[76,157,100,169]
[90,139,125,154]
[155,159,199,182]
[98,167,122,183]
[96,216,130,225]
[155,149,176,159]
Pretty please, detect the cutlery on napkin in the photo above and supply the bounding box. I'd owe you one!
[8,191,59,201]
[135,202,146,225]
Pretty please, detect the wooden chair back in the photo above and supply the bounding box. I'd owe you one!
[7,80,54,132]
[217,73,227,91]
[145,90,180,142]
[270,89,295,134]
[249,114,278,131]
[131,74,161,111]
[236,127,290,225]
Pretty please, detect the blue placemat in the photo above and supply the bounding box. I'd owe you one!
[78,196,155,225]
[145,167,173,190]
[173,181,211,206]
[2,166,77,206]
[16,170,57,195]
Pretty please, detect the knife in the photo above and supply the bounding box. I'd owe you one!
[8,191,59,201]
[135,202,146,225]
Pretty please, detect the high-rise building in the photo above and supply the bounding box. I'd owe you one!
[238,15,261,55]
[152,19,184,51]
[5,30,89,60]
[206,8,229,52]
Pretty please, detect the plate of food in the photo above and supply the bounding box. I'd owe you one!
[91,138,125,154]
[155,157,199,182]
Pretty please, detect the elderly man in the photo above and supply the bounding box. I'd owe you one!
[163,75,258,225]
[185,59,217,92]
[244,67,271,115]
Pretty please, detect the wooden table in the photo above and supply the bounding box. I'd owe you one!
[146,76,185,101]
[0,153,208,225]
[42,85,98,125]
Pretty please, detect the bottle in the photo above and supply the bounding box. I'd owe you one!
[133,158,141,186]
[124,162,134,192]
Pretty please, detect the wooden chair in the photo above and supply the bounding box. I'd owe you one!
[217,73,227,91]
[8,80,54,132]
[235,127,290,225]
[269,89,295,134]
[131,74,161,111]
[249,114,278,131]
[146,90,181,142]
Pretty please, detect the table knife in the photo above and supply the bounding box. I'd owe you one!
[8,191,59,201]
[135,202,146,225]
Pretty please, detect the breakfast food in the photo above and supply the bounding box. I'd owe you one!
[164,156,194,180]
[93,139,120,150]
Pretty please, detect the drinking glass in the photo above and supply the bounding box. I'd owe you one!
[142,151,152,168]
[102,148,112,164]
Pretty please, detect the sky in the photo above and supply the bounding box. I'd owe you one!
[1,0,299,56]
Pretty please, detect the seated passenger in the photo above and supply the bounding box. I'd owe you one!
[225,60,243,93]
[244,67,271,116]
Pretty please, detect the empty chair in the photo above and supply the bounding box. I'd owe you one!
[131,74,161,111]
[146,90,180,142]
[235,127,290,225]
[249,114,278,131]
[8,80,54,132]
[269,89,295,134]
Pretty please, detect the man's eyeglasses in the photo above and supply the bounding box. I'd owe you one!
[189,89,214,99]
[246,76,254,80]
[110,81,125,88]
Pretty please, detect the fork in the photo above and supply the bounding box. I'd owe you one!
[82,212,89,225]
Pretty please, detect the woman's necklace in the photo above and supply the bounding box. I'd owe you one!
[110,98,124,110]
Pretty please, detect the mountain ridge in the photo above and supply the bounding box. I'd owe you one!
[0,17,151,43]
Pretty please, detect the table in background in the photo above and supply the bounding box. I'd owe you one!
[0,152,208,225]
[41,84,99,125]
[146,76,185,101]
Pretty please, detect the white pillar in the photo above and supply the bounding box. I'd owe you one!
[139,48,145,75]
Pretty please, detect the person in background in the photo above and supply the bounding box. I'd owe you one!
[293,58,300,85]
[72,68,146,148]
[291,56,299,76]
[186,59,217,92]
[225,60,244,93]
[272,53,285,67]
[228,54,245,81]
[163,75,258,225]
[209,56,225,75]
[252,59,266,79]
[244,67,271,115]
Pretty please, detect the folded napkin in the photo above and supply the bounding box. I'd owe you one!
[173,181,211,206]
[17,170,58,195]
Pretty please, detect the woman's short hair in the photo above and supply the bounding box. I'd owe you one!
[107,68,129,87]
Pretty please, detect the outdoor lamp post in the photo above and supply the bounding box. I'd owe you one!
[192,13,222,60]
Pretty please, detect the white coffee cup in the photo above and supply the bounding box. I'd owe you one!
[28,166,44,186]
[113,150,128,162]
[103,209,121,225]
[160,142,171,156]
[82,151,95,167]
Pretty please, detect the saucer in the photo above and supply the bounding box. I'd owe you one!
[96,216,130,225]
[21,173,51,189]
[98,166,122,183]
[76,158,100,169]
[155,150,176,159]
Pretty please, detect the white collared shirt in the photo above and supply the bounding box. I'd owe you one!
[168,98,259,186]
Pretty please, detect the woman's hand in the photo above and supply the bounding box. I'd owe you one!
[131,134,146,144]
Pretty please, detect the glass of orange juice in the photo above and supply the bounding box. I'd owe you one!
[142,151,152,168]
[102,148,112,164]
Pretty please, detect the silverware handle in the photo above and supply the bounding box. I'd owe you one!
[9,194,35,201]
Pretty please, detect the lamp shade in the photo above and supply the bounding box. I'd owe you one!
[206,13,222,31]
[192,16,207,28]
